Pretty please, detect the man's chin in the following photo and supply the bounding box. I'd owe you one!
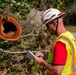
[51,32,56,35]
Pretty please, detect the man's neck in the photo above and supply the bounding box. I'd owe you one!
[57,27,67,36]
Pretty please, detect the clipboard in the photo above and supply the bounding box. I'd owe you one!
[26,50,37,59]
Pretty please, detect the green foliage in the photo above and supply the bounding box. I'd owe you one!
[0,28,53,74]
[0,0,76,75]
[0,54,12,62]
[0,42,12,49]
[6,62,12,69]
[11,1,30,19]
[64,0,74,6]
[0,0,30,20]
[0,0,76,24]
[23,59,46,74]
[10,66,20,74]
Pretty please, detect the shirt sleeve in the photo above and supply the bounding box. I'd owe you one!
[52,41,68,65]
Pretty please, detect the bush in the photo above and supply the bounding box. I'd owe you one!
[64,12,76,25]
[0,0,30,20]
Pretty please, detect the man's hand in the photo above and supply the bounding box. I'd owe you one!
[35,52,44,58]
[35,52,64,75]
[35,52,44,65]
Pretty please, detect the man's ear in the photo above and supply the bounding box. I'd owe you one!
[52,20,57,27]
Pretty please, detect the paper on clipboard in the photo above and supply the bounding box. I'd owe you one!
[26,50,37,59]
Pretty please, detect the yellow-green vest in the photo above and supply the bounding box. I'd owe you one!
[47,31,76,75]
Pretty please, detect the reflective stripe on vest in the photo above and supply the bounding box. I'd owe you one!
[59,36,76,73]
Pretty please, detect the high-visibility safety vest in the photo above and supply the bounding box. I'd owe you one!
[47,31,76,75]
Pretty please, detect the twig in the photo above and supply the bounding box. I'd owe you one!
[0,48,49,54]
[21,33,38,38]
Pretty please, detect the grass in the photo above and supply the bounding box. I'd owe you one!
[65,25,76,32]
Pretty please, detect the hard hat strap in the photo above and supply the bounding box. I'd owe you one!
[55,18,58,35]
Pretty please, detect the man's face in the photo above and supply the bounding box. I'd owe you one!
[46,20,58,35]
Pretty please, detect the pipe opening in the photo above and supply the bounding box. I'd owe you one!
[3,22,17,36]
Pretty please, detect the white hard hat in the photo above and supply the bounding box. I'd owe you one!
[42,8,65,24]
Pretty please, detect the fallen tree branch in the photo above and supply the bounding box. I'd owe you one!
[0,48,49,54]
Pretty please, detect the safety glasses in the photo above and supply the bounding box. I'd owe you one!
[46,22,52,28]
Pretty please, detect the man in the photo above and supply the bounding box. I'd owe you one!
[35,8,76,75]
